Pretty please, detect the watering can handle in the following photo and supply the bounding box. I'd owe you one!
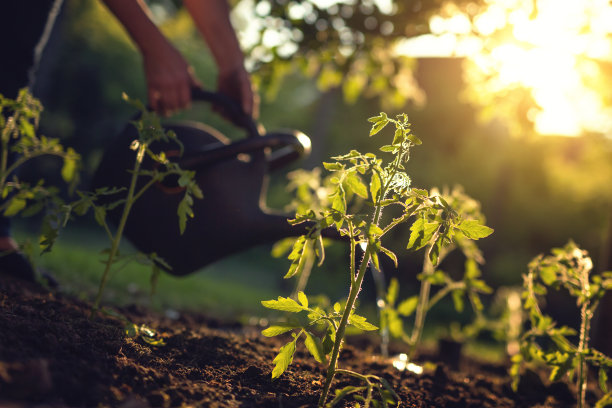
[190,87,260,137]
[178,130,311,171]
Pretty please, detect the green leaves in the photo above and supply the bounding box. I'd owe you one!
[515,241,612,408]
[368,113,389,136]
[407,216,439,251]
[272,338,297,379]
[261,295,307,313]
[457,219,494,240]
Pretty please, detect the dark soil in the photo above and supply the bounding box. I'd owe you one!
[0,276,599,407]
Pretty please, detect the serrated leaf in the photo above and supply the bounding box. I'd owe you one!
[304,331,326,364]
[379,145,398,153]
[368,113,388,123]
[262,324,299,337]
[323,162,343,171]
[346,172,368,198]
[457,220,493,240]
[369,118,389,136]
[272,340,296,379]
[407,217,438,251]
[284,238,309,279]
[261,296,306,312]
[349,314,378,331]
[397,296,419,317]
[370,171,382,203]
[406,131,422,145]
[297,291,308,308]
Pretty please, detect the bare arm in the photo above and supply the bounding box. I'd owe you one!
[183,0,258,117]
[101,0,198,115]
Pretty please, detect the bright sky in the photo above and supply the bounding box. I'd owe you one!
[397,0,612,137]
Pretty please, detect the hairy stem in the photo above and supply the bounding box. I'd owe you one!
[318,244,372,406]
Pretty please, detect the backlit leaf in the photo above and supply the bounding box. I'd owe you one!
[3,197,26,216]
[457,220,493,240]
[349,313,378,331]
[262,324,299,337]
[272,340,296,379]
[407,217,438,251]
[397,296,418,317]
[297,291,308,308]
[345,172,368,198]
[304,331,326,364]
[261,296,306,313]
[370,171,381,203]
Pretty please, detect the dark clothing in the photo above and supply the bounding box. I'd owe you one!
[0,0,62,235]
[0,0,60,98]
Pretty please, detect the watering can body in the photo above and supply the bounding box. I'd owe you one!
[92,90,315,276]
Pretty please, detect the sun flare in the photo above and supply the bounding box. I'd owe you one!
[398,0,612,137]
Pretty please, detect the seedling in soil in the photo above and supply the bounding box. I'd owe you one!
[103,308,166,347]
[0,89,80,254]
[512,241,612,408]
[262,113,493,406]
[65,94,202,317]
[380,186,493,358]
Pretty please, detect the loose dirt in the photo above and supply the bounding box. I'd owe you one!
[0,276,598,407]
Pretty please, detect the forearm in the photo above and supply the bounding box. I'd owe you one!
[100,0,170,56]
[183,0,245,72]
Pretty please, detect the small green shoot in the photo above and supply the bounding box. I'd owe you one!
[103,308,166,347]
[512,241,612,408]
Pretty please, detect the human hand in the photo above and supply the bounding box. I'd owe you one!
[217,66,259,120]
[141,41,201,116]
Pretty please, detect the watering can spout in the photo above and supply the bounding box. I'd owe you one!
[92,90,339,276]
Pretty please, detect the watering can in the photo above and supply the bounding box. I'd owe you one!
[92,88,328,276]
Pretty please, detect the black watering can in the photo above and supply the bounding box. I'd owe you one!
[92,89,324,276]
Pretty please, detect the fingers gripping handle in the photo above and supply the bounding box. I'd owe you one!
[189,88,260,137]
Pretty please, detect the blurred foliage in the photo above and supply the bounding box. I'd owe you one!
[233,0,487,108]
[29,0,612,298]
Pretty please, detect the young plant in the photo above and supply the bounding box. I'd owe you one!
[511,241,612,408]
[262,113,493,406]
[0,89,80,254]
[64,94,202,317]
[380,186,493,357]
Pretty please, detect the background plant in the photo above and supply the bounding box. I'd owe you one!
[61,94,203,317]
[262,112,493,406]
[511,241,612,408]
[380,186,493,357]
[0,89,80,260]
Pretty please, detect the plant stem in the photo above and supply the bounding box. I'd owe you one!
[90,145,145,318]
[577,299,592,408]
[318,244,372,407]
[409,248,434,357]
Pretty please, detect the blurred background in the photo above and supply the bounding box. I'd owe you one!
[12,0,612,331]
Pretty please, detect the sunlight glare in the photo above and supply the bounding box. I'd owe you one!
[397,0,612,137]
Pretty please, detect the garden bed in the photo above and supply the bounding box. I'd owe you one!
[0,275,591,407]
